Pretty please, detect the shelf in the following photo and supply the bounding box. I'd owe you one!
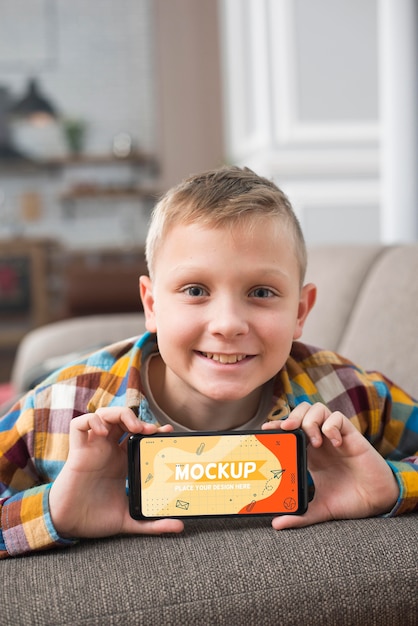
[59,186,161,201]
[44,151,158,168]
[0,157,47,173]
[0,151,158,173]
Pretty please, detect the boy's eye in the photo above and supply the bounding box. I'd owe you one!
[250,287,275,298]
[184,285,207,297]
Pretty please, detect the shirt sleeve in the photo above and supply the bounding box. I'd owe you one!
[1,484,77,557]
[364,372,418,516]
[0,338,140,558]
[286,345,418,517]
[0,393,76,558]
[385,459,418,516]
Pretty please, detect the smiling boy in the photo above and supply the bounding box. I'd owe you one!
[0,166,417,557]
[140,214,311,431]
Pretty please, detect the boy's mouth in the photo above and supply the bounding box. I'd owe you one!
[199,351,247,364]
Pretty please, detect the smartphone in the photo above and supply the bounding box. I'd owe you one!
[128,429,308,519]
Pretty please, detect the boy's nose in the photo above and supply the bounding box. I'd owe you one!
[207,298,249,337]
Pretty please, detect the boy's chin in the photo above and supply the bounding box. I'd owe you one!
[198,384,263,410]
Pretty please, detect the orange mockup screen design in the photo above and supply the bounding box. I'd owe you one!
[138,432,301,517]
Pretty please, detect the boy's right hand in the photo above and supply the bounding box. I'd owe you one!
[263,402,399,528]
[49,407,184,539]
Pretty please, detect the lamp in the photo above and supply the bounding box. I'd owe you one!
[11,78,58,123]
[9,79,64,159]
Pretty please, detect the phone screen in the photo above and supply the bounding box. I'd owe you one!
[128,430,307,519]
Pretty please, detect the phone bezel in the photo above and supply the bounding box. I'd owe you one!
[128,429,308,520]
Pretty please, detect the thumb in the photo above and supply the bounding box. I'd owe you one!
[271,500,331,530]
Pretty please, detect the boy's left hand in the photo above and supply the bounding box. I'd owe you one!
[262,402,400,529]
[49,407,184,539]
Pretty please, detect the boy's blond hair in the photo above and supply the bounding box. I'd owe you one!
[145,166,307,284]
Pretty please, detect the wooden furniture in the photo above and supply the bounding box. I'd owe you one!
[62,248,147,317]
[0,238,51,347]
[0,241,147,382]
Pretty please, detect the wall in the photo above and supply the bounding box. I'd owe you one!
[0,0,155,154]
[154,0,224,190]
[220,0,381,244]
[0,0,225,250]
[0,0,156,249]
[3,1,415,251]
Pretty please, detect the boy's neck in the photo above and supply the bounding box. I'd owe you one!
[147,355,263,431]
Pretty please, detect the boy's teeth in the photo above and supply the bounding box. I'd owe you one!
[203,352,245,364]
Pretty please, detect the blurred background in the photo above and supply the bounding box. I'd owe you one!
[0,0,417,383]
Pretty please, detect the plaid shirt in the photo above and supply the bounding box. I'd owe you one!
[1,332,417,558]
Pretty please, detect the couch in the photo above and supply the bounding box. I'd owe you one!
[1,245,417,626]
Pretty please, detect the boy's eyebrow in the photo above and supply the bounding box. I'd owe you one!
[168,263,294,281]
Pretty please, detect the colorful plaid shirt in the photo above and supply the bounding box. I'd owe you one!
[1,332,417,558]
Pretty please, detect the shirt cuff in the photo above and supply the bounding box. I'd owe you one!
[383,460,418,517]
[2,483,78,557]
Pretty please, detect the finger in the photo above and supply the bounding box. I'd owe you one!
[82,410,132,446]
[128,518,184,536]
[119,421,175,453]
[278,402,313,430]
[95,407,145,432]
[320,411,346,447]
[158,424,174,433]
[262,402,313,432]
[70,409,147,450]
[70,408,138,444]
[261,419,285,431]
[71,412,108,433]
[121,421,174,438]
[272,513,319,531]
[70,412,109,448]
[94,407,168,442]
[271,499,331,530]
[320,412,369,454]
[285,403,332,447]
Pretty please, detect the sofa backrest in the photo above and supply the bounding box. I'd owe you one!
[303,245,418,398]
[11,245,418,400]
[302,245,384,350]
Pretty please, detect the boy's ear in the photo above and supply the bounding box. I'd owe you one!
[139,276,157,333]
[293,282,317,340]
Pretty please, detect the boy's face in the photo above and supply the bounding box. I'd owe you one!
[140,217,315,428]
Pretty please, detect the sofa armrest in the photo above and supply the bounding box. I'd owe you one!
[10,313,146,394]
[2,515,416,625]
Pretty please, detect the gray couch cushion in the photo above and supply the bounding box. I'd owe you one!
[3,515,416,625]
[339,246,418,398]
[302,245,383,351]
